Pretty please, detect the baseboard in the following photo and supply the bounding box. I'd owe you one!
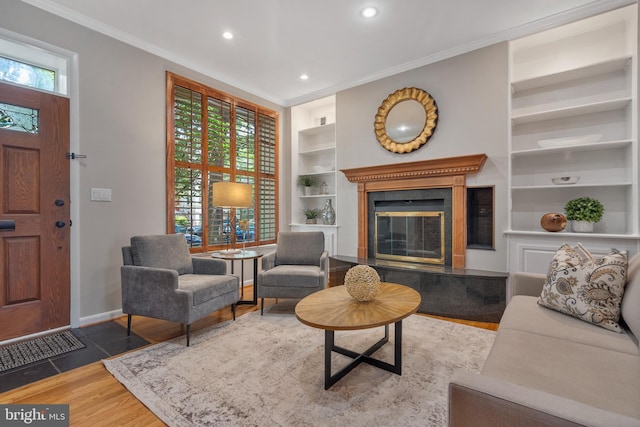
[79,308,124,327]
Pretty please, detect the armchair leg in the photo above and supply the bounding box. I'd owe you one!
[231,303,236,320]
[186,324,191,347]
[127,314,132,336]
[261,298,264,315]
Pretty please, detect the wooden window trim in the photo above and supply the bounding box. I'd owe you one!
[166,72,279,252]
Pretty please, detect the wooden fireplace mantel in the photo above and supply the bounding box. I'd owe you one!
[341,153,487,269]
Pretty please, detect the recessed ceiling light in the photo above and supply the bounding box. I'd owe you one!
[360,7,378,18]
[222,31,233,40]
[300,74,309,81]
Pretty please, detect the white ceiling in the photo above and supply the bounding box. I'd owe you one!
[23,0,635,106]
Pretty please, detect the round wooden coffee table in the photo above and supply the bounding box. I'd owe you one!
[295,283,421,389]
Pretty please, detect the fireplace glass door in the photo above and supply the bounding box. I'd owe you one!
[374,211,444,264]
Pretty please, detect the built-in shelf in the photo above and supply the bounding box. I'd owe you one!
[511,140,632,157]
[511,98,631,125]
[504,230,640,240]
[298,122,336,137]
[507,5,639,275]
[299,194,336,198]
[292,95,338,255]
[511,56,631,92]
[511,182,632,191]
[299,147,335,156]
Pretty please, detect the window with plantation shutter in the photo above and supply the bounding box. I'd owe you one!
[167,72,279,251]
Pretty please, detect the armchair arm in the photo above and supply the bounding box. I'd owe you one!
[449,371,640,427]
[261,251,276,271]
[319,251,329,287]
[192,257,227,275]
[121,265,191,323]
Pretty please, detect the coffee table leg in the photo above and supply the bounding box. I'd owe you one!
[323,321,403,390]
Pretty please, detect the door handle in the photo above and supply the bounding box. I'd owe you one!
[55,221,66,228]
[0,220,16,231]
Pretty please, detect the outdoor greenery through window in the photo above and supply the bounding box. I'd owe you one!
[0,56,55,92]
[167,73,278,251]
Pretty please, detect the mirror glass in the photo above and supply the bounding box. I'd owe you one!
[385,100,427,143]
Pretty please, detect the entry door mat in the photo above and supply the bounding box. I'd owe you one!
[0,331,85,373]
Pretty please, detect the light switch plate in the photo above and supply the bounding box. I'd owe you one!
[91,188,112,202]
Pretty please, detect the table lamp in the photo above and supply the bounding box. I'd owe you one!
[212,182,252,254]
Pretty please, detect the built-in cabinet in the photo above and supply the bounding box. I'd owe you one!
[507,5,640,278]
[290,95,338,255]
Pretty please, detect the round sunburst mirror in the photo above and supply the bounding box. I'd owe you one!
[374,87,438,154]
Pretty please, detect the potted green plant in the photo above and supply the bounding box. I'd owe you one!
[302,208,320,224]
[297,175,317,196]
[564,197,604,233]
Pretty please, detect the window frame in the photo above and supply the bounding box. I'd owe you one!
[166,72,279,252]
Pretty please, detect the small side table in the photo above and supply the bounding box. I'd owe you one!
[210,250,263,306]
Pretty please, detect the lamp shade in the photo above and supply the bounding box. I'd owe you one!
[212,182,252,208]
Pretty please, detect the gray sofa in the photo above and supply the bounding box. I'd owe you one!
[449,253,640,427]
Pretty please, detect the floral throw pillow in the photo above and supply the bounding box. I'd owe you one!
[538,243,628,332]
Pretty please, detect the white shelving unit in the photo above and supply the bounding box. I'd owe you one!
[290,96,338,255]
[506,5,640,276]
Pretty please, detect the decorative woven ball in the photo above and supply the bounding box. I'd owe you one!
[344,265,381,302]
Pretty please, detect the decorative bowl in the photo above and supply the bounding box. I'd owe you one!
[551,176,580,185]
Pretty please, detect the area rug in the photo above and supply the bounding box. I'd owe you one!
[104,306,495,427]
[0,330,85,372]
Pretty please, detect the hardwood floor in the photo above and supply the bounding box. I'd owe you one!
[0,287,498,426]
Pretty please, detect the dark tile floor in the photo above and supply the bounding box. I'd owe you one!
[0,321,149,393]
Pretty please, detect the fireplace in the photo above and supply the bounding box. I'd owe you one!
[337,154,507,322]
[370,188,451,265]
[341,154,487,269]
[375,211,444,264]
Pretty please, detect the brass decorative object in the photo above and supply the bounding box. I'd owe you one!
[540,213,567,232]
[344,265,381,302]
[374,87,438,154]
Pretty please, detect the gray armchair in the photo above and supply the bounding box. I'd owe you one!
[257,231,328,315]
[121,234,240,346]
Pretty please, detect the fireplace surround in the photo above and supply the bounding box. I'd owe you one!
[341,153,487,269]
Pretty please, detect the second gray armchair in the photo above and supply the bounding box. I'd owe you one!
[257,231,328,314]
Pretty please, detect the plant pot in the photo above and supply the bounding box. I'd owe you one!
[571,220,594,233]
[305,218,317,224]
[303,186,313,196]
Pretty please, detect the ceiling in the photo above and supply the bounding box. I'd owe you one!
[24,0,634,106]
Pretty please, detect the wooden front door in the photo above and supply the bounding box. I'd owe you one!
[0,81,70,341]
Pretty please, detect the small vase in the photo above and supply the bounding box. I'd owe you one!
[540,213,566,232]
[571,220,594,233]
[322,199,335,225]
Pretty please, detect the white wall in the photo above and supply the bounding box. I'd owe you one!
[335,42,509,272]
[0,0,286,323]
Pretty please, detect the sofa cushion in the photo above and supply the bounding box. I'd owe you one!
[538,243,628,332]
[621,253,640,341]
[275,232,324,266]
[481,329,640,421]
[131,234,194,275]
[502,296,639,356]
